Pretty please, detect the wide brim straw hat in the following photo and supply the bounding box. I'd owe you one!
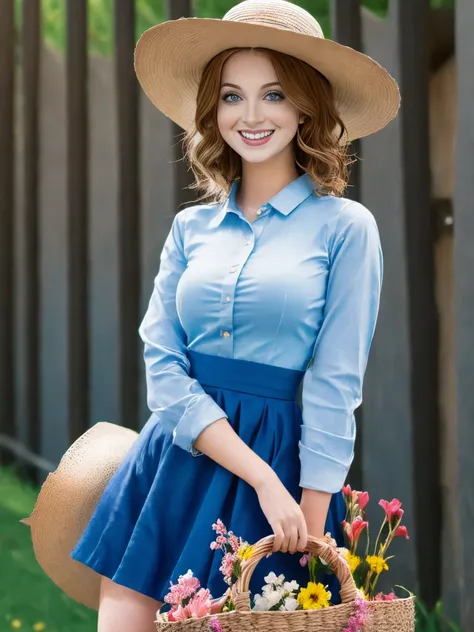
[22,422,139,610]
[134,0,400,142]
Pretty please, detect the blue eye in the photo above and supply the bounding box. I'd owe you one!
[265,91,285,101]
[222,92,241,103]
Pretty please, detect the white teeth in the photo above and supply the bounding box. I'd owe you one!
[240,131,273,140]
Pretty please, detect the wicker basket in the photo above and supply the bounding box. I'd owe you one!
[155,535,415,632]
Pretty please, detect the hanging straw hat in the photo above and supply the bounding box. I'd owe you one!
[134,0,400,142]
[22,422,138,610]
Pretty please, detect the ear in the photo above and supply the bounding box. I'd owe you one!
[299,115,305,125]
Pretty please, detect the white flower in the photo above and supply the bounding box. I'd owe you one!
[266,588,284,608]
[253,594,271,611]
[283,580,299,594]
[282,597,299,611]
[264,571,284,586]
[181,569,194,579]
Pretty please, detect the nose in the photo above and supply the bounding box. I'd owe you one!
[242,98,265,127]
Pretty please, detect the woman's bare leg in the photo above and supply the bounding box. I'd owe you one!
[98,576,162,632]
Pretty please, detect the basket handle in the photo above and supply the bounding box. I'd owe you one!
[231,534,358,612]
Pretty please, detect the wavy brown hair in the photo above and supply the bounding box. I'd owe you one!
[183,48,353,202]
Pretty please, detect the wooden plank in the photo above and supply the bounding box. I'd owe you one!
[114,0,140,429]
[165,0,195,210]
[20,0,41,469]
[331,0,363,492]
[390,0,441,608]
[0,0,15,458]
[66,0,89,443]
[453,0,474,627]
[331,0,362,202]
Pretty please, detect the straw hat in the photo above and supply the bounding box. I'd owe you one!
[22,422,138,610]
[134,0,400,142]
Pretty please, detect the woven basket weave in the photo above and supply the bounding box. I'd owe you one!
[155,535,415,632]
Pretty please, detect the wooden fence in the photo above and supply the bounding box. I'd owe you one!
[0,0,472,627]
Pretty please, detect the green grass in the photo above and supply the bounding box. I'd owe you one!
[0,467,97,632]
[0,465,462,632]
[13,0,455,57]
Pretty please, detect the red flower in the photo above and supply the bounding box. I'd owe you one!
[351,516,368,542]
[342,484,352,498]
[358,492,370,510]
[374,592,397,601]
[379,498,403,523]
[394,525,409,539]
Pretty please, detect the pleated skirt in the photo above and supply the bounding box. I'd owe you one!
[71,350,346,603]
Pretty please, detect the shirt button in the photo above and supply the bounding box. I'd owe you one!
[256,209,262,216]
[222,331,231,338]
[225,296,231,302]
[230,265,239,273]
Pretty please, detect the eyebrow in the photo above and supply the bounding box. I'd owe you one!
[220,82,281,90]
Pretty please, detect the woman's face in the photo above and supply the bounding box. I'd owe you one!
[217,50,300,165]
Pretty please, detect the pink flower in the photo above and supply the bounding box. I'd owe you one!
[210,616,224,632]
[394,525,409,539]
[342,484,352,498]
[343,517,368,544]
[212,520,227,536]
[188,588,213,618]
[219,552,237,584]
[374,592,397,601]
[341,597,369,632]
[299,553,310,567]
[228,533,240,553]
[379,499,403,523]
[164,572,201,605]
[357,492,369,510]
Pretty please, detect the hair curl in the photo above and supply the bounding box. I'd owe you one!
[183,48,353,202]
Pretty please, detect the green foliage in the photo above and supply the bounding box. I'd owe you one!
[14,0,454,56]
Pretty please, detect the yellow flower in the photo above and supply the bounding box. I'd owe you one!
[357,588,370,601]
[11,620,22,629]
[33,623,46,632]
[347,552,362,574]
[297,582,332,610]
[366,555,389,574]
[237,543,255,561]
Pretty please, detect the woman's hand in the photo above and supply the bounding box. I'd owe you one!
[254,472,308,555]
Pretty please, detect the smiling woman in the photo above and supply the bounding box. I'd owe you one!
[186,47,349,203]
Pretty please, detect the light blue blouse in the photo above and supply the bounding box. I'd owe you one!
[139,173,383,494]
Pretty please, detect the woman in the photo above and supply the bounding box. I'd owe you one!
[62,2,398,631]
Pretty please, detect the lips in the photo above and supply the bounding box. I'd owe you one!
[238,130,274,146]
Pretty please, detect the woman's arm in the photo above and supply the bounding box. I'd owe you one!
[299,200,383,532]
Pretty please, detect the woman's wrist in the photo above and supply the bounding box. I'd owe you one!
[300,488,332,538]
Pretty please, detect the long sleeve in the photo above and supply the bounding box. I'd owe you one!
[299,201,383,493]
[138,210,227,453]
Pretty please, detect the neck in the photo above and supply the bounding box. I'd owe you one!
[236,152,299,218]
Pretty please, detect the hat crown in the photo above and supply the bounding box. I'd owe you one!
[223,0,325,39]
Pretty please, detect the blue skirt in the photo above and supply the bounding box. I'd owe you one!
[71,351,346,604]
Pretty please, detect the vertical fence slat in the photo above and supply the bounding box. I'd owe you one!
[165,0,194,210]
[391,0,441,608]
[0,0,15,457]
[66,1,89,443]
[331,0,362,201]
[454,0,474,627]
[330,0,363,493]
[21,0,41,467]
[115,0,140,429]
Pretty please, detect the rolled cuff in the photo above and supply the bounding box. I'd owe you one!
[298,439,354,494]
[172,393,227,455]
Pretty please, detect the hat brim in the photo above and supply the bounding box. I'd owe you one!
[22,422,138,610]
[134,17,400,142]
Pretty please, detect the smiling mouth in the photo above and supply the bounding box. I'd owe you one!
[238,130,274,140]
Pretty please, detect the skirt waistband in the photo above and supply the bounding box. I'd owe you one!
[187,350,304,402]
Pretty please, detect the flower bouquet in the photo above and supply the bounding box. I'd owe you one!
[155,490,415,632]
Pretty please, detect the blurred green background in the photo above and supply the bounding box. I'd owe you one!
[13,0,455,56]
